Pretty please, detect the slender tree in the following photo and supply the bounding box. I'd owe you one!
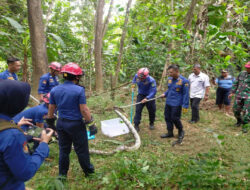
[184,0,198,30]
[112,0,133,91]
[94,0,105,92]
[27,0,48,97]
[102,0,114,39]
[159,0,175,90]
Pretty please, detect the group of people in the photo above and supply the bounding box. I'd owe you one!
[132,62,250,139]
[0,57,249,189]
[0,58,97,189]
[132,64,209,143]
[212,64,250,132]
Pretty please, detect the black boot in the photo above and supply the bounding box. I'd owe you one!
[235,118,242,127]
[178,130,185,143]
[135,125,140,132]
[57,175,67,183]
[172,130,185,146]
[242,123,249,133]
[149,123,155,130]
[242,128,248,133]
[160,132,174,138]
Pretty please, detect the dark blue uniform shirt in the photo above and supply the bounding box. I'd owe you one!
[0,115,49,190]
[12,104,48,131]
[164,75,189,109]
[132,74,157,99]
[50,81,86,120]
[38,73,59,94]
[0,70,18,80]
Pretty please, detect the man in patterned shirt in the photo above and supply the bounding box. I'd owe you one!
[229,62,250,133]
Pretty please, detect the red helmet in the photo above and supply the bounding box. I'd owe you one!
[245,62,250,69]
[49,62,61,71]
[137,68,149,80]
[61,62,83,76]
[42,93,50,104]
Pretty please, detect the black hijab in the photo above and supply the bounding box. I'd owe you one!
[0,79,30,117]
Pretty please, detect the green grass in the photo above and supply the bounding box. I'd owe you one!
[26,89,250,190]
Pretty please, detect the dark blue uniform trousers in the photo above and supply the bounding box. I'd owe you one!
[134,94,156,126]
[57,118,94,176]
[164,104,183,133]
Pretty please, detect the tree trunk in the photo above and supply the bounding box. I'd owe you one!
[102,0,114,39]
[88,39,94,92]
[27,0,48,98]
[112,0,133,92]
[22,47,28,82]
[189,1,209,63]
[94,0,105,92]
[159,0,175,90]
[184,0,198,30]
[44,0,55,32]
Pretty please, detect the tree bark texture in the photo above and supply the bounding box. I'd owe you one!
[159,0,174,90]
[27,0,48,97]
[184,0,198,30]
[94,0,105,92]
[102,0,114,39]
[22,47,28,82]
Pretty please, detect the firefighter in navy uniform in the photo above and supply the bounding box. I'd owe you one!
[0,79,54,190]
[160,65,189,144]
[47,62,97,179]
[0,57,21,80]
[13,93,50,131]
[12,93,51,153]
[38,62,61,102]
[132,68,157,132]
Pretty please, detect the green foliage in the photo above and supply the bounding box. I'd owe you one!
[1,0,248,86]
[119,0,249,81]
[171,153,227,189]
[207,5,227,27]
[35,177,65,190]
[2,16,25,33]
[0,61,7,72]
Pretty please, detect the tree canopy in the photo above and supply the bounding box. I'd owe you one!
[0,0,249,91]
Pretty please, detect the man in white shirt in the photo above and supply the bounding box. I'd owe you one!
[188,64,210,123]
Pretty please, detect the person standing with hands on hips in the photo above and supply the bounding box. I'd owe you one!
[47,62,97,179]
[160,65,189,144]
[188,64,210,124]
